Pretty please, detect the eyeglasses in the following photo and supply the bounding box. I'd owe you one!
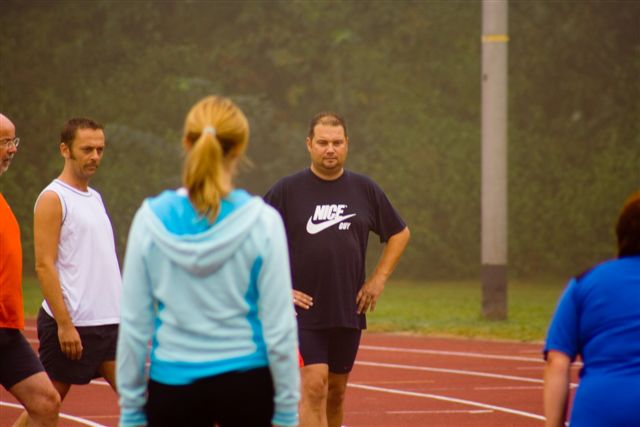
[0,137,20,148]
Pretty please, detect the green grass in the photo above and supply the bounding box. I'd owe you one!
[23,276,43,317]
[22,276,566,342]
[367,279,565,342]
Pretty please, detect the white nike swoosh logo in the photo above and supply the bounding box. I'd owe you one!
[306,214,356,234]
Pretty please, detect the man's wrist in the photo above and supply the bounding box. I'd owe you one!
[372,270,390,282]
[55,316,74,329]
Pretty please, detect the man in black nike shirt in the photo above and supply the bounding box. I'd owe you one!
[264,112,410,427]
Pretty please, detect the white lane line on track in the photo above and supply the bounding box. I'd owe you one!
[355,360,545,384]
[359,345,543,363]
[361,380,435,385]
[348,383,546,421]
[474,386,542,390]
[0,402,108,427]
[388,409,493,414]
[357,359,578,388]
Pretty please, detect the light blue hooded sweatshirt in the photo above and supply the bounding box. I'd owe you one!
[116,189,299,427]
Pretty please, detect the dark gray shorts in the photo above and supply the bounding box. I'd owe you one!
[0,328,45,389]
[298,327,362,374]
[37,307,118,384]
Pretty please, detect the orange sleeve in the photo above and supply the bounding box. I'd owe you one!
[0,193,24,329]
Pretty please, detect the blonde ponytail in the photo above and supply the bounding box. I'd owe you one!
[181,96,249,222]
[182,131,225,221]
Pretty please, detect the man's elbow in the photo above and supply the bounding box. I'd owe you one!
[34,259,53,279]
[394,226,410,245]
[402,226,410,241]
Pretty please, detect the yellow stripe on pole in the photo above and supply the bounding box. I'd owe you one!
[482,34,509,43]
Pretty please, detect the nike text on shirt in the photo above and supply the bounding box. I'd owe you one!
[306,204,356,234]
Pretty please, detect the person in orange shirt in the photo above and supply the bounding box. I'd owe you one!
[0,113,60,426]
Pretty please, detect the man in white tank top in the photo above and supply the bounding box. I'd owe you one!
[27,117,121,413]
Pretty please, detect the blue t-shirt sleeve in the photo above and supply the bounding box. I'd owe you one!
[544,277,581,361]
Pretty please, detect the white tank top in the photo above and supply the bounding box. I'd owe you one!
[37,179,121,326]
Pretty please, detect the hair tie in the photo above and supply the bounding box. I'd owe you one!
[202,126,216,137]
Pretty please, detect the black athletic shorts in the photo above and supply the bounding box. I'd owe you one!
[37,307,118,384]
[146,367,274,427]
[298,327,362,374]
[0,328,45,389]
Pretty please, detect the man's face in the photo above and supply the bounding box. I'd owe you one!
[61,128,105,181]
[0,119,17,176]
[306,124,348,179]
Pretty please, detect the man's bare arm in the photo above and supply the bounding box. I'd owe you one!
[34,191,83,360]
[357,226,410,314]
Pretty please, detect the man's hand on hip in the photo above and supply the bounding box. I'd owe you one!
[356,275,385,314]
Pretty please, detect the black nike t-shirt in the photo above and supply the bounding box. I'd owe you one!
[264,168,406,329]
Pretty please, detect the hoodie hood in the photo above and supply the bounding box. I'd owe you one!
[140,196,265,276]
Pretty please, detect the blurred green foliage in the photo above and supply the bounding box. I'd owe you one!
[1,1,638,280]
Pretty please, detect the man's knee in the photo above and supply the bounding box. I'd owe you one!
[13,373,61,421]
[326,385,346,407]
[28,386,61,419]
[327,374,349,407]
[302,369,329,403]
[10,383,60,427]
[41,387,61,414]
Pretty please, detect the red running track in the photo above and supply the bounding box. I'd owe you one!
[1,323,579,426]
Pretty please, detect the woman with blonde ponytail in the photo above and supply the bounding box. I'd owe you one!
[182,96,249,221]
[116,96,300,427]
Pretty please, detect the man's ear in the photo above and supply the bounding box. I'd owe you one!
[60,142,69,159]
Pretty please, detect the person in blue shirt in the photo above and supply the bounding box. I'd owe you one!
[116,96,300,427]
[544,190,640,427]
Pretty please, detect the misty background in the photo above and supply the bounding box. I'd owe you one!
[1,0,638,282]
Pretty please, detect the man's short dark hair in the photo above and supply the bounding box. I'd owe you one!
[308,112,347,139]
[617,191,640,257]
[60,117,104,147]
